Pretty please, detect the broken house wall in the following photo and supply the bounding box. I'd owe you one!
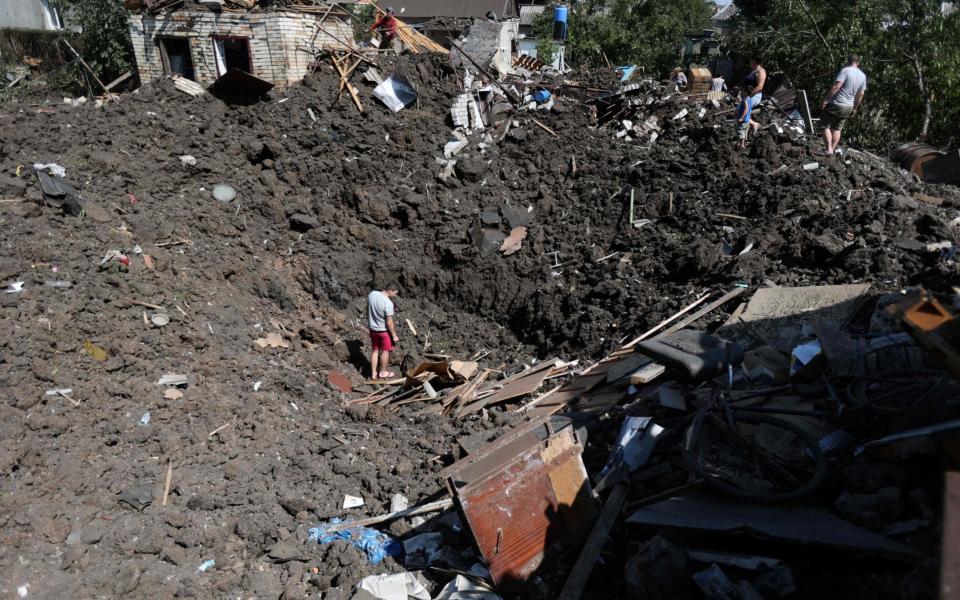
[457,19,519,74]
[127,10,354,88]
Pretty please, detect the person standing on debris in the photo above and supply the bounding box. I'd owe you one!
[820,54,868,156]
[711,74,726,92]
[367,285,400,380]
[744,54,766,107]
[735,90,753,149]
[372,8,399,48]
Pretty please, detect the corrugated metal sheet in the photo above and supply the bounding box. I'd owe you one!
[518,3,546,26]
[392,0,517,20]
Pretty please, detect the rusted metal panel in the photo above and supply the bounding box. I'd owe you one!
[449,426,598,589]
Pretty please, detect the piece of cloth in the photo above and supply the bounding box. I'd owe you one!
[308,519,402,564]
[749,92,762,107]
[373,14,398,39]
[367,290,394,332]
[370,330,394,352]
[829,66,867,106]
[673,73,687,87]
[821,102,854,131]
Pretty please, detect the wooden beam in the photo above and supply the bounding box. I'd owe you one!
[658,286,747,338]
[60,39,110,96]
[623,292,712,347]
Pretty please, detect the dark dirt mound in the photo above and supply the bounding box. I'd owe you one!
[0,49,958,599]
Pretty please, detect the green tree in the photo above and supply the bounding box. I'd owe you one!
[53,0,133,82]
[533,0,713,74]
[730,0,960,148]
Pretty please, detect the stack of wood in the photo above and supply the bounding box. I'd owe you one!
[348,356,581,418]
[372,4,448,54]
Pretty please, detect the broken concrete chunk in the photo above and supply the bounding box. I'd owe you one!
[479,210,501,227]
[289,213,319,231]
[501,204,534,229]
[267,540,304,563]
[117,484,153,511]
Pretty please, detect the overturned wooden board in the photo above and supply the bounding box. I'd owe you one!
[717,284,872,353]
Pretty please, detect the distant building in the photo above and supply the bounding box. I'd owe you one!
[517,3,547,57]
[0,0,62,31]
[125,1,354,89]
[391,0,518,24]
[710,2,738,36]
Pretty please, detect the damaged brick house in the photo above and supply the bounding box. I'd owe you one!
[125,1,354,89]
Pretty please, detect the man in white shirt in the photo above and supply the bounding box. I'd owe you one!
[821,55,867,155]
[367,286,400,380]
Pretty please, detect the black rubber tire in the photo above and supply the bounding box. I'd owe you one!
[683,411,827,502]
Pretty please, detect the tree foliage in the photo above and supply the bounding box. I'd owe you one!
[53,0,134,83]
[534,0,713,74]
[729,0,960,149]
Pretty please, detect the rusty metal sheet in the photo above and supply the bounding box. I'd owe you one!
[450,426,597,589]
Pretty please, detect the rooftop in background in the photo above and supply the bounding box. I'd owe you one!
[518,3,546,26]
[390,0,518,20]
[712,2,738,21]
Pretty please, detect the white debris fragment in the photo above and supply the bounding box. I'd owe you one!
[343,495,364,509]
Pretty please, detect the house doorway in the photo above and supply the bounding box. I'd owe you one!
[158,37,195,80]
[213,37,252,76]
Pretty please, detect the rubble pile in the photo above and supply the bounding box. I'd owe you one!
[0,47,958,600]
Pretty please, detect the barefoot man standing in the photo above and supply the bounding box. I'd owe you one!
[367,285,400,380]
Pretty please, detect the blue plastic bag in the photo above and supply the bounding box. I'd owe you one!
[307,519,401,564]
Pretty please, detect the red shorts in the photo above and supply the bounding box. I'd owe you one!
[370,330,394,352]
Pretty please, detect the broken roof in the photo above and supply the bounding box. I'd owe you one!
[391,0,518,20]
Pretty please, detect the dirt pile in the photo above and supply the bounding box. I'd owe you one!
[0,50,958,599]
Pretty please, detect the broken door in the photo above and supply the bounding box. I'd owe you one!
[213,36,252,76]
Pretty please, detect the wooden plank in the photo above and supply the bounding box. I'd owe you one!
[557,481,630,600]
[605,354,651,383]
[660,286,747,337]
[323,498,454,533]
[798,90,816,134]
[455,367,542,418]
[331,52,363,112]
[105,70,132,91]
[624,293,712,347]
[630,363,666,384]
